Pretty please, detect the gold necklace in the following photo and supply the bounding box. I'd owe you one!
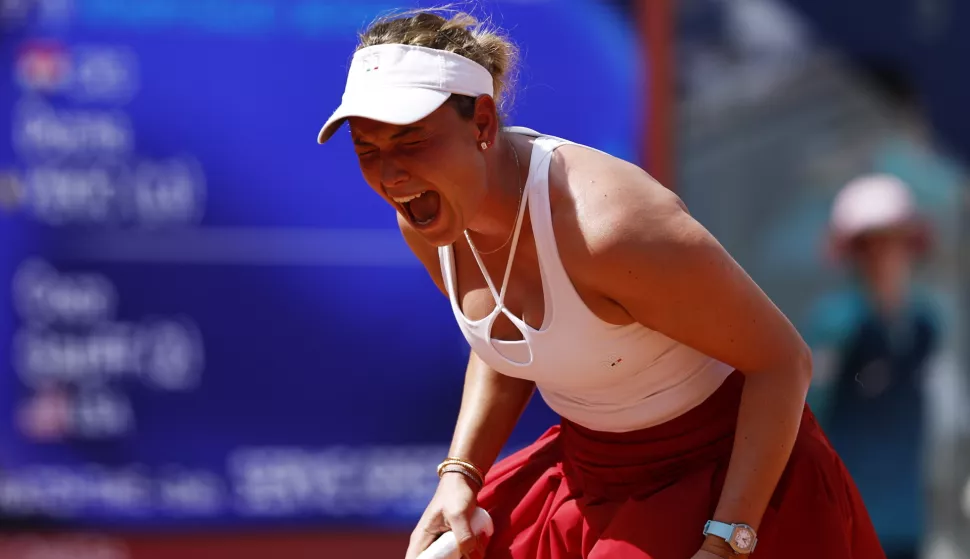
[466,138,524,255]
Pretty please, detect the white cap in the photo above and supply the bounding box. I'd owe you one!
[830,173,917,240]
[317,44,495,144]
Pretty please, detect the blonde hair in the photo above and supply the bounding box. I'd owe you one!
[358,6,519,119]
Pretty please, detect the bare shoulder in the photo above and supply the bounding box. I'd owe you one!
[548,145,693,287]
[546,144,809,376]
[397,213,447,296]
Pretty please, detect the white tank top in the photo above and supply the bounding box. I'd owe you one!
[439,128,733,433]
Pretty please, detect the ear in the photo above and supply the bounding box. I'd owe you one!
[472,95,500,148]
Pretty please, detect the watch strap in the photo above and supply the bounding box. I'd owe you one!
[703,520,734,541]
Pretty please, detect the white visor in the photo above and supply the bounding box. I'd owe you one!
[317,43,494,144]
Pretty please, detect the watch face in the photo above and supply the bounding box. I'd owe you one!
[733,526,755,551]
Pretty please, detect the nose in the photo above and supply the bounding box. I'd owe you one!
[380,156,410,189]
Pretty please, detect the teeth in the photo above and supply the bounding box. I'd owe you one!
[392,192,424,204]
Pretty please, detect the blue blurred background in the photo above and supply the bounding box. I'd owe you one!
[0,0,968,557]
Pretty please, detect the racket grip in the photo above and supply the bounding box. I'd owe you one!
[415,508,494,559]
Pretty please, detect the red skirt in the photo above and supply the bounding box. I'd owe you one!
[477,373,885,558]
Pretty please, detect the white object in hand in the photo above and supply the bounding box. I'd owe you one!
[415,507,494,559]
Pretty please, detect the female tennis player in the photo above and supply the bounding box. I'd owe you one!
[317,9,885,559]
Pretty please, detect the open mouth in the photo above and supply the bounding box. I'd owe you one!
[394,190,441,228]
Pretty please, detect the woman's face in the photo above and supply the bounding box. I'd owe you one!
[348,100,494,247]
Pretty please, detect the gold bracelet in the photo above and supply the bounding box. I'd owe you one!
[437,457,485,482]
[438,464,484,488]
[437,462,484,486]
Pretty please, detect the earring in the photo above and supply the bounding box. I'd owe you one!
[480,142,488,151]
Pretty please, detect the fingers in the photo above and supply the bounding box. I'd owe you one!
[404,523,441,559]
[472,534,488,559]
[443,507,481,559]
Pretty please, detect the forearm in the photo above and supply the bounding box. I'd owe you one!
[713,360,812,530]
[447,351,535,474]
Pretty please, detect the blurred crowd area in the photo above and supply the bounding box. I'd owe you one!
[677,1,970,557]
[1,0,968,557]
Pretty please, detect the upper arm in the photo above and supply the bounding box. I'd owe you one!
[397,213,448,297]
[579,168,811,377]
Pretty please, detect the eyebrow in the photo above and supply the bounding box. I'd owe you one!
[353,125,424,145]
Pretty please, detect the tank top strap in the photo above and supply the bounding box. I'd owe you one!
[438,244,456,298]
[439,128,587,327]
[438,126,551,303]
[524,135,587,318]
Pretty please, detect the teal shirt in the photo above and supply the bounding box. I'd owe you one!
[803,285,942,552]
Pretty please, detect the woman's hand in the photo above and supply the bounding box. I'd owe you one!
[404,472,486,559]
[693,534,740,559]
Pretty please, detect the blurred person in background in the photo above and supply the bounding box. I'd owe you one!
[806,173,940,559]
[317,7,884,559]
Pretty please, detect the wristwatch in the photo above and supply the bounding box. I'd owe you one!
[702,520,758,554]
